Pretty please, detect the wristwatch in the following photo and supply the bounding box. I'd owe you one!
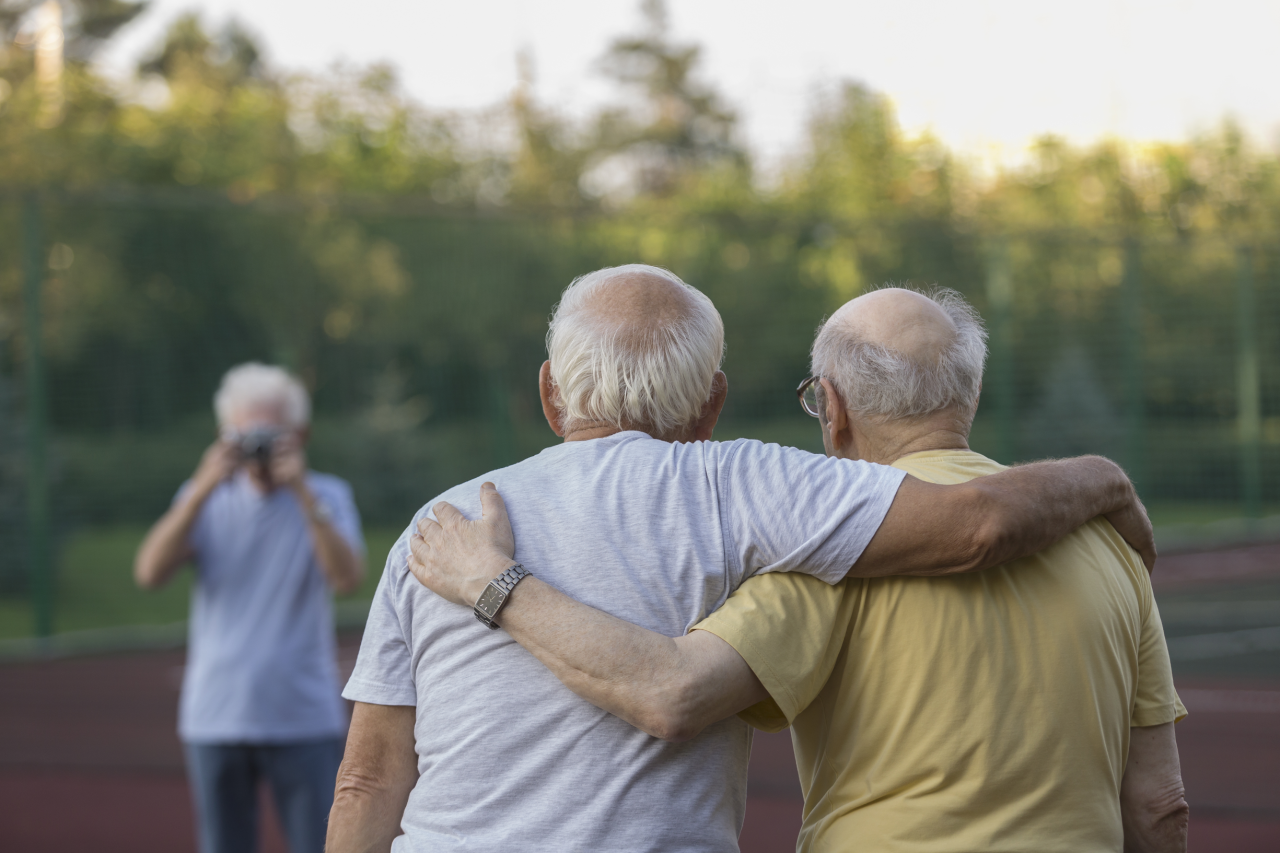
[473,563,531,629]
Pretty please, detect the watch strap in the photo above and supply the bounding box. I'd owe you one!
[473,563,530,629]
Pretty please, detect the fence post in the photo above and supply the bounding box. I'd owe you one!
[985,236,1015,464]
[1236,246,1262,520]
[1121,238,1145,497]
[22,193,52,639]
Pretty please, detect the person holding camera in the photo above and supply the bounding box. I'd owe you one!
[134,362,365,853]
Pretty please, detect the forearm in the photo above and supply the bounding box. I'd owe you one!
[310,523,364,594]
[295,486,364,595]
[1122,797,1190,853]
[970,455,1135,569]
[853,455,1147,578]
[133,487,209,589]
[327,703,417,853]
[1121,723,1189,853]
[498,577,691,736]
[326,783,410,853]
[497,577,759,741]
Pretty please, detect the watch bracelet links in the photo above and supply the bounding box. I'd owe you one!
[491,563,530,595]
[474,563,530,629]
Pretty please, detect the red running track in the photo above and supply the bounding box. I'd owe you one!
[4,542,1280,853]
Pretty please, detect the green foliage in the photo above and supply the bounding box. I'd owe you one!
[0,1,1279,611]
[137,12,262,84]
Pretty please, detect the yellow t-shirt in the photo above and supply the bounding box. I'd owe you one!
[694,450,1186,853]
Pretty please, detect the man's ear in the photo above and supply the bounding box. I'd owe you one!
[693,371,728,442]
[819,378,850,450]
[539,361,566,437]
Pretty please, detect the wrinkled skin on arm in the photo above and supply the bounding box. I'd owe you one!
[326,702,418,853]
[854,456,1155,577]
[1121,723,1189,853]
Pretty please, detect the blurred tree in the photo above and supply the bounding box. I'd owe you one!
[770,82,971,308]
[506,49,593,209]
[287,62,466,197]
[118,14,295,191]
[0,0,146,180]
[136,12,261,85]
[789,83,908,220]
[1,0,147,62]
[585,0,744,199]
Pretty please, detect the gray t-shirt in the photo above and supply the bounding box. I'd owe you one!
[180,470,365,743]
[345,432,905,852]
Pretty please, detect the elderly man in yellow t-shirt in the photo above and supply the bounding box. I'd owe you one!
[410,286,1189,853]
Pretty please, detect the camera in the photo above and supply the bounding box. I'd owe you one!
[225,426,286,466]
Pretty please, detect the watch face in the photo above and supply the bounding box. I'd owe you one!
[477,587,503,614]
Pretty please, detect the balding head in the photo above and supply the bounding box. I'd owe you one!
[812,286,987,423]
[547,264,725,436]
[573,269,703,340]
[829,288,959,364]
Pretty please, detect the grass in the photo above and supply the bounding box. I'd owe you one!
[0,525,405,641]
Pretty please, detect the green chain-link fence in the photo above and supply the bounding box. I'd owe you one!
[1,187,1276,641]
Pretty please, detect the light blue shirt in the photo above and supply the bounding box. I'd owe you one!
[345,433,906,852]
[178,470,364,743]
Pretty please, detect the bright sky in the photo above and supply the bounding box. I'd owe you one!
[99,0,1280,168]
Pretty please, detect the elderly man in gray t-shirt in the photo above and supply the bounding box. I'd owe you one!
[327,265,1153,853]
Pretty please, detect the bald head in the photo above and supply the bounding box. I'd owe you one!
[826,288,961,367]
[812,286,988,423]
[547,264,725,436]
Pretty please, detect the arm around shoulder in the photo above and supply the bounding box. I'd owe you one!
[850,476,993,577]
[852,456,1154,578]
[492,576,768,743]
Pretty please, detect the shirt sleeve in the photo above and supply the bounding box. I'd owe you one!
[1132,582,1187,726]
[693,572,857,731]
[712,440,906,585]
[172,479,209,559]
[325,477,366,557]
[343,529,417,706]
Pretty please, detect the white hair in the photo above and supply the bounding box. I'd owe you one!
[811,286,988,422]
[213,362,311,427]
[547,264,725,436]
